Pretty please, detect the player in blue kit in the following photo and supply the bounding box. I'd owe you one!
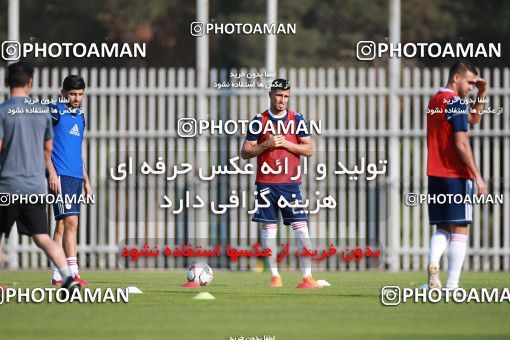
[47,75,93,286]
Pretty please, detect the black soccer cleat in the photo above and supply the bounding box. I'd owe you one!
[62,276,81,291]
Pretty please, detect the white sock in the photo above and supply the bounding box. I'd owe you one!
[52,264,62,280]
[261,224,279,277]
[292,222,312,278]
[67,257,78,276]
[446,233,468,289]
[428,229,450,264]
[59,266,73,282]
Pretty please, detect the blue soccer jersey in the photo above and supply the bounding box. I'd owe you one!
[49,102,85,179]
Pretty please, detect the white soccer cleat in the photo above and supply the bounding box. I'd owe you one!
[428,262,442,290]
[316,279,331,287]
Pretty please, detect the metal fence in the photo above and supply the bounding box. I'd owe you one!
[1,66,509,272]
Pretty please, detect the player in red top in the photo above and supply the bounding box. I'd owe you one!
[426,61,488,291]
[241,79,321,288]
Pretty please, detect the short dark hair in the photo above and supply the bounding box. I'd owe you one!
[271,78,290,90]
[448,61,478,82]
[62,75,86,90]
[6,61,34,88]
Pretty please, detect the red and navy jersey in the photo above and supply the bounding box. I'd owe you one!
[245,109,309,184]
[427,88,473,179]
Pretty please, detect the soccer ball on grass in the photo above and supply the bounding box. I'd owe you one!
[186,262,213,286]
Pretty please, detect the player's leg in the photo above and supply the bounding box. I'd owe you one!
[57,175,88,285]
[51,219,64,284]
[62,215,79,261]
[291,221,321,288]
[0,245,5,293]
[62,215,86,284]
[427,224,449,289]
[0,205,18,275]
[427,176,451,288]
[0,206,17,289]
[50,174,65,284]
[280,185,321,288]
[427,176,452,289]
[62,215,78,260]
[33,233,72,278]
[427,177,473,289]
[252,184,281,287]
[0,239,6,291]
[53,219,64,244]
[32,233,78,289]
[0,245,4,268]
[428,225,451,265]
[17,203,78,290]
[445,178,473,289]
[446,224,469,289]
[262,223,282,287]
[0,238,6,291]
[0,240,5,290]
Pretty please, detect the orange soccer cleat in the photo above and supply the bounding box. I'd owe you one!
[271,276,283,288]
[296,275,322,289]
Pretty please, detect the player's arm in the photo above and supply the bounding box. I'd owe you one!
[83,161,93,197]
[281,135,314,157]
[43,114,59,194]
[279,113,314,156]
[44,139,60,194]
[241,114,283,159]
[241,135,280,159]
[468,78,487,125]
[0,114,3,152]
[80,113,92,196]
[453,131,487,195]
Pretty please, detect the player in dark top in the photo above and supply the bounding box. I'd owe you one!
[0,61,79,291]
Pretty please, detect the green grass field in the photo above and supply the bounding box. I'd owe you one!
[1,271,509,339]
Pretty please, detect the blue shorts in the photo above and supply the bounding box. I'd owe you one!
[52,175,83,220]
[428,176,473,225]
[252,183,308,226]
